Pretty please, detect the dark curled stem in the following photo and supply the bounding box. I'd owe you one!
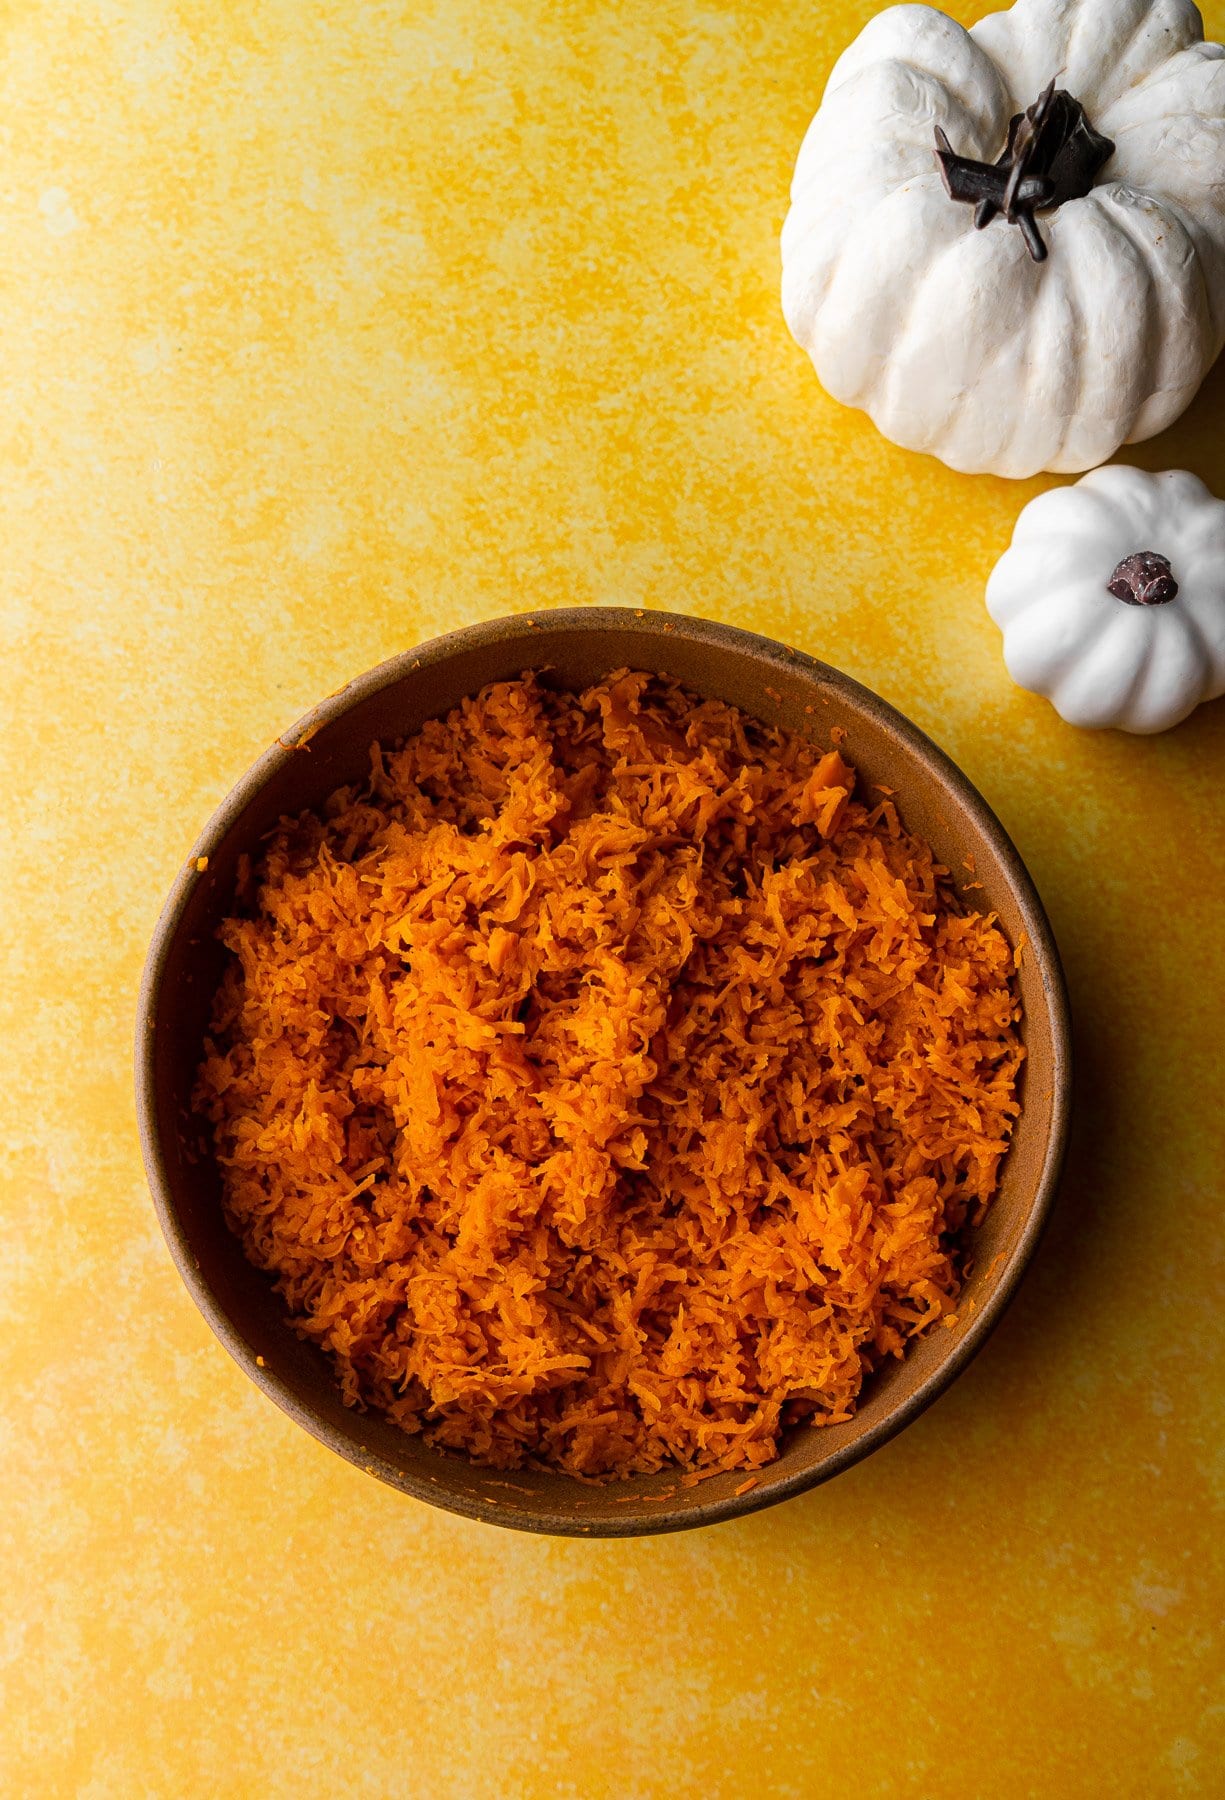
[934,78,1115,262]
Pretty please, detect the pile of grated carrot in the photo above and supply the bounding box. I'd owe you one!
[196,671,1024,1480]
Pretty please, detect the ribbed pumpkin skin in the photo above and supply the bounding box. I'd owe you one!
[986,465,1225,732]
[781,0,1225,478]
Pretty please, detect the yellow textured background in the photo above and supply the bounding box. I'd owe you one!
[2,2,1223,1794]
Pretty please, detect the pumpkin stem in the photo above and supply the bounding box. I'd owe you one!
[934,80,1115,262]
[1107,552,1179,607]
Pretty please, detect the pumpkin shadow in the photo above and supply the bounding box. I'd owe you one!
[994,365,1225,1384]
[1120,348,1225,485]
[1162,682,1225,755]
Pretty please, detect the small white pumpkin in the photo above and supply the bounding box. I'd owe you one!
[781,0,1225,478]
[986,465,1225,732]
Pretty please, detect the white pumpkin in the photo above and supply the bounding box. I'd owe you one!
[781,0,1225,478]
[986,465,1225,732]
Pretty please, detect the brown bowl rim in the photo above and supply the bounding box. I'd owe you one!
[136,606,1072,1536]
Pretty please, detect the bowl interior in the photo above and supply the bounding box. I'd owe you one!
[139,609,1069,1535]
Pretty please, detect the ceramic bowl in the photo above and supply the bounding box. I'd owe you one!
[137,608,1071,1535]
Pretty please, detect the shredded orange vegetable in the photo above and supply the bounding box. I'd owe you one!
[196,671,1024,1479]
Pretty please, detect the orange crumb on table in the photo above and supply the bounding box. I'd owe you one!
[197,670,1024,1483]
[277,721,320,753]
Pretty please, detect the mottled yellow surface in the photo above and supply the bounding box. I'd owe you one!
[2,1,1223,1794]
